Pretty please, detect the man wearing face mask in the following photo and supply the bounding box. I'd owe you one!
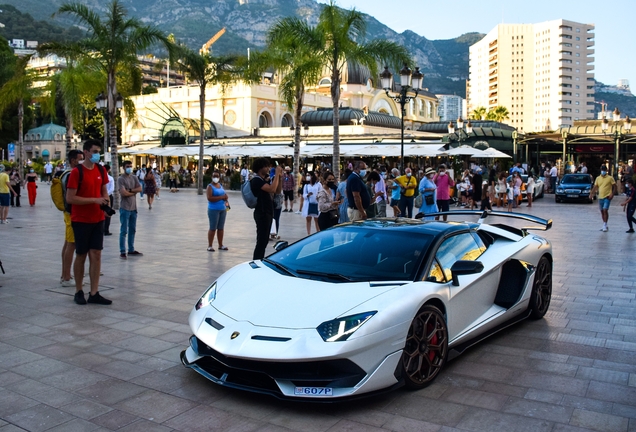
[589,165,617,232]
[346,160,371,221]
[433,164,455,221]
[118,160,143,259]
[65,139,111,305]
[251,157,282,260]
[394,168,417,218]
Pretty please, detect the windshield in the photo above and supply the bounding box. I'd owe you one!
[562,175,591,184]
[266,225,433,282]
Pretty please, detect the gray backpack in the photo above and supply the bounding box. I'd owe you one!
[242,179,258,209]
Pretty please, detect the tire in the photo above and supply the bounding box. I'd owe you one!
[401,305,448,389]
[555,197,560,203]
[529,256,552,319]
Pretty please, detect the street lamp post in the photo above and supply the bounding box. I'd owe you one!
[381,64,423,173]
[447,117,474,147]
[95,92,123,207]
[601,108,630,179]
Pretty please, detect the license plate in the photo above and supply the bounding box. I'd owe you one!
[294,386,333,396]
[567,194,579,198]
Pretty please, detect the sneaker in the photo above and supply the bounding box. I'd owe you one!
[120,253,127,259]
[602,227,608,232]
[128,251,143,256]
[104,232,112,236]
[74,290,87,305]
[156,196,161,200]
[61,279,73,287]
[140,196,144,200]
[87,291,112,305]
[627,229,635,233]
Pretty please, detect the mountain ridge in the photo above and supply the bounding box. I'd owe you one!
[0,0,483,96]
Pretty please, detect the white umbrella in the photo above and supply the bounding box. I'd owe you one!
[406,144,446,157]
[474,147,512,159]
[445,145,486,156]
[303,145,334,156]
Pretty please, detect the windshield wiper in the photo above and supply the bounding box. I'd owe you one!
[263,259,297,277]
[295,269,353,282]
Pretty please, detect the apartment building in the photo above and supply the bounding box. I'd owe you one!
[436,94,465,122]
[467,20,595,132]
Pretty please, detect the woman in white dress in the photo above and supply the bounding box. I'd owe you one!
[302,172,321,235]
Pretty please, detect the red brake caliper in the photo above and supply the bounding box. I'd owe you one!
[428,321,437,362]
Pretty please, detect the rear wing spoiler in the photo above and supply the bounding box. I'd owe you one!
[423,210,552,231]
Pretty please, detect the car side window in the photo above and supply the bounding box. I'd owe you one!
[430,233,485,282]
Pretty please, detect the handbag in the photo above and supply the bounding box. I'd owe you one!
[425,194,435,206]
[327,209,339,219]
[308,203,318,215]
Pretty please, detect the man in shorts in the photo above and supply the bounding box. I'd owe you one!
[60,149,83,286]
[433,164,455,221]
[0,164,17,224]
[282,166,295,212]
[589,165,616,232]
[65,139,112,305]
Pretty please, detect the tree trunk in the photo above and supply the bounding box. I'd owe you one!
[65,111,73,157]
[18,99,23,175]
[331,63,341,180]
[197,83,205,195]
[293,85,304,177]
[108,71,121,210]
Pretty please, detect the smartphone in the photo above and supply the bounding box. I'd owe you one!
[275,161,279,166]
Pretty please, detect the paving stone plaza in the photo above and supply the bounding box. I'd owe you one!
[0,185,635,432]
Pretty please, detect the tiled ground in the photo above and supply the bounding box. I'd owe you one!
[0,184,635,432]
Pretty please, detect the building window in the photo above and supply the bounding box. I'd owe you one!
[259,111,272,128]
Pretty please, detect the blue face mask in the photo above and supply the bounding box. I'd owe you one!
[359,169,367,177]
[600,171,607,176]
[125,167,132,175]
[90,153,100,164]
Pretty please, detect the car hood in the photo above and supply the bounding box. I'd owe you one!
[558,182,590,188]
[210,262,398,329]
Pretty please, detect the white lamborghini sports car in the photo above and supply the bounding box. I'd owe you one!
[181,211,553,400]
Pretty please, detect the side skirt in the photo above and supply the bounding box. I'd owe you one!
[447,310,531,360]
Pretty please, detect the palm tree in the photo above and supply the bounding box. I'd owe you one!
[176,46,245,195]
[41,0,176,208]
[486,106,510,122]
[266,18,323,177]
[277,0,410,178]
[46,57,105,154]
[0,55,47,172]
[471,106,487,120]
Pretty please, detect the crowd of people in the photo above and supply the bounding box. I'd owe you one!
[3,148,636,306]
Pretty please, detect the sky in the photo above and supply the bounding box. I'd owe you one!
[317,0,634,92]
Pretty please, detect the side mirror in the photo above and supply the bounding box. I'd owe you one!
[273,240,288,251]
[450,260,484,286]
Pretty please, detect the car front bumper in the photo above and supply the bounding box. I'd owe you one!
[181,335,404,401]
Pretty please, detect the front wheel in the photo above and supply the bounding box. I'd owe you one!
[529,256,552,319]
[401,305,448,389]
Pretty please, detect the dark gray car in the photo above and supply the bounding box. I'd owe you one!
[555,174,593,203]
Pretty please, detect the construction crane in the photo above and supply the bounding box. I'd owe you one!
[592,100,608,119]
[200,28,226,54]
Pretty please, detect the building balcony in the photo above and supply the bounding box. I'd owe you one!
[489,54,498,62]
[489,39,498,48]
[586,48,594,56]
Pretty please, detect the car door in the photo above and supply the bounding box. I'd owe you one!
[426,232,500,339]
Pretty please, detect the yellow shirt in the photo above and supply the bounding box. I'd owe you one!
[0,172,10,194]
[395,175,417,197]
[594,174,615,199]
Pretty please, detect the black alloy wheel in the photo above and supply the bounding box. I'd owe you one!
[401,305,448,389]
[529,256,552,319]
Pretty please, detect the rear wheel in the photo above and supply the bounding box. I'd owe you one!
[529,256,552,319]
[401,305,448,389]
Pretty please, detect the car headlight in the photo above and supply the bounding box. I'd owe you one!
[583,188,591,193]
[317,311,376,342]
[195,282,217,310]
[556,187,564,193]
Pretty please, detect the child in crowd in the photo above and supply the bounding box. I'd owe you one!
[506,180,514,212]
[480,181,492,211]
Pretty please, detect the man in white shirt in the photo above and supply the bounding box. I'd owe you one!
[549,165,558,194]
[103,164,115,236]
[580,162,588,174]
[44,161,53,184]
[374,167,388,217]
[240,165,249,183]
[137,165,146,200]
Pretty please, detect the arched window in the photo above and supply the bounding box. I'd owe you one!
[281,114,293,128]
[55,133,61,141]
[259,111,273,128]
[319,78,331,86]
[36,133,41,140]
